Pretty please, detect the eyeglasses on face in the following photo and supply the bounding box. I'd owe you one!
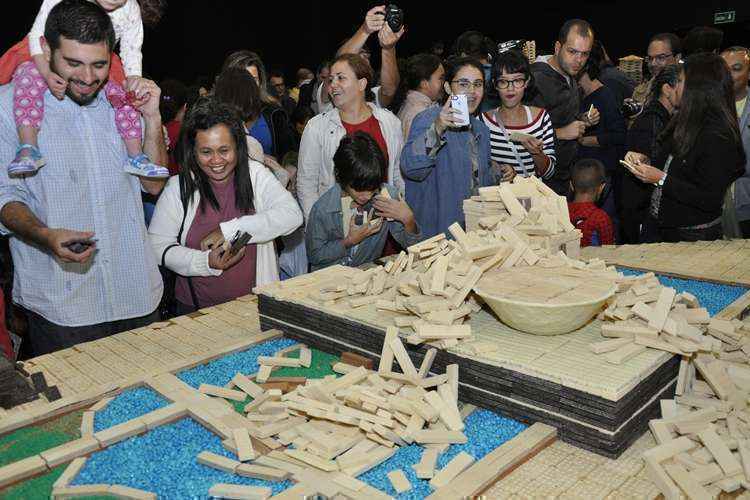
[451,79,484,91]
[496,78,527,89]
[646,53,673,64]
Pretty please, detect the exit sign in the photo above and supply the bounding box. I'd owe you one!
[714,11,736,24]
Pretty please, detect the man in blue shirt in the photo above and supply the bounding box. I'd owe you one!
[0,0,166,355]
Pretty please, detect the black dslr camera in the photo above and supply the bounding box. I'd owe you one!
[384,4,404,33]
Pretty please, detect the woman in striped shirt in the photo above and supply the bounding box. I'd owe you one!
[481,50,556,180]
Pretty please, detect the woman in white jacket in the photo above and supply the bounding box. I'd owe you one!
[297,53,404,220]
[149,98,303,313]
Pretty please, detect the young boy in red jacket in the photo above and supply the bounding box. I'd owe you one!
[568,159,614,247]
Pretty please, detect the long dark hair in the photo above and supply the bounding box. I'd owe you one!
[491,49,538,103]
[662,53,743,160]
[647,64,680,103]
[222,50,275,106]
[213,67,262,123]
[175,97,254,214]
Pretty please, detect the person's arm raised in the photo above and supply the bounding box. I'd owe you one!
[377,24,404,107]
[336,5,385,57]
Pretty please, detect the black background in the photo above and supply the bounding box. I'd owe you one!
[2,1,749,85]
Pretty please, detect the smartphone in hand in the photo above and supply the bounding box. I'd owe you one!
[450,94,470,126]
[225,231,251,257]
[62,239,97,254]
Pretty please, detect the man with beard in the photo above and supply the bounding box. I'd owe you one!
[0,0,166,355]
[529,19,600,195]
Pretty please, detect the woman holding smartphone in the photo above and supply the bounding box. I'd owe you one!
[625,53,745,242]
[401,56,496,238]
[149,98,303,313]
[481,50,556,181]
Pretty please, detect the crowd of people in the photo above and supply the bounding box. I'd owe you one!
[0,0,748,358]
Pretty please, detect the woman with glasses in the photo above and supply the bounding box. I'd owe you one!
[626,53,745,242]
[402,56,495,238]
[481,50,556,181]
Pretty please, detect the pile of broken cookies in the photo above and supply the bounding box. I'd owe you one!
[194,334,481,498]
[311,220,617,350]
[590,272,750,498]
[589,271,737,365]
[640,334,750,500]
[463,176,580,245]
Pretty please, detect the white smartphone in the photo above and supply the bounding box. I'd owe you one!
[450,94,470,126]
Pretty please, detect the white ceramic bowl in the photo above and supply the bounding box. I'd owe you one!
[474,284,616,336]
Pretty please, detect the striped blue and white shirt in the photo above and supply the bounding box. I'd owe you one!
[481,106,557,180]
[0,84,162,327]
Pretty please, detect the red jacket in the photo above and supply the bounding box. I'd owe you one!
[569,201,614,247]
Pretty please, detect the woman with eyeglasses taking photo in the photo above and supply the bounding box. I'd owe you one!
[481,50,556,181]
[402,56,496,238]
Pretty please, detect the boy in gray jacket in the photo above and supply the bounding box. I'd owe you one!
[306,132,422,271]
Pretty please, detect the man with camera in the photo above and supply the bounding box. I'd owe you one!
[0,0,166,355]
[336,4,405,108]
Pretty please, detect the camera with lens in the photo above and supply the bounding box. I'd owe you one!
[621,98,643,119]
[384,4,404,33]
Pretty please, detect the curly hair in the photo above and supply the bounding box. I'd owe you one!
[138,0,167,28]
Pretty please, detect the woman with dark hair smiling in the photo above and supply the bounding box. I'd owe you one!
[626,53,745,242]
[402,56,496,238]
[481,49,556,181]
[148,98,302,313]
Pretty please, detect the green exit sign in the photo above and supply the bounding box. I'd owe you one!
[714,10,736,24]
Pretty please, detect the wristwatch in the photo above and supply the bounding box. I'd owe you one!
[657,173,667,187]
